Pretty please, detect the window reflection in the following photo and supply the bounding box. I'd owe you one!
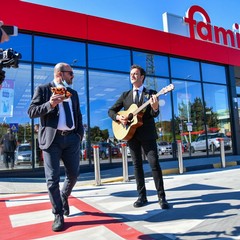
[34,36,86,66]
[88,71,129,139]
[133,52,169,77]
[172,80,205,156]
[0,64,32,170]
[0,33,32,61]
[88,44,131,71]
[170,57,200,81]
[0,63,31,124]
[202,63,226,84]
[203,83,231,137]
[145,77,172,142]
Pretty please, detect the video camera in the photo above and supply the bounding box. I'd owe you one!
[0,24,21,85]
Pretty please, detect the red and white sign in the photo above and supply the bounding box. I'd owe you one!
[164,5,240,49]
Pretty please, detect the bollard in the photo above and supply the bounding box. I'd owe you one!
[177,140,184,174]
[93,145,101,186]
[121,143,129,182]
[219,138,226,168]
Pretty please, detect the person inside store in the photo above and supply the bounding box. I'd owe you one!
[108,64,170,209]
[28,62,84,232]
[0,128,17,169]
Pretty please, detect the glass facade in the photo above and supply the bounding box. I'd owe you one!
[0,33,234,172]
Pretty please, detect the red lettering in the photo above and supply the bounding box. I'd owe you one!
[233,23,240,48]
[214,26,235,47]
[184,5,211,39]
[184,5,240,49]
[196,21,212,41]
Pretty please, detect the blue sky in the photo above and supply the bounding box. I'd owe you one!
[22,0,240,31]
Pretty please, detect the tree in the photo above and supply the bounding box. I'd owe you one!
[89,126,109,142]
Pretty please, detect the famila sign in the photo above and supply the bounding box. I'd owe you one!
[163,5,240,49]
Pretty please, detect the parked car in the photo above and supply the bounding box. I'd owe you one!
[157,141,172,155]
[15,143,32,165]
[126,146,131,157]
[116,142,131,158]
[83,142,121,160]
[190,133,231,153]
[98,142,119,159]
[106,144,121,158]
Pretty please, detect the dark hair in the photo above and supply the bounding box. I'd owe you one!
[130,64,146,82]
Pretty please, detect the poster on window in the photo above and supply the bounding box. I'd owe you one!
[0,79,14,117]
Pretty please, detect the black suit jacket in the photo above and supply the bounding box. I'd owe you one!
[108,87,159,141]
[28,81,84,150]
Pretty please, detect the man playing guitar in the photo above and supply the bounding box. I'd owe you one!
[108,64,170,209]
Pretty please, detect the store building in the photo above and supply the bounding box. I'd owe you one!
[0,0,240,173]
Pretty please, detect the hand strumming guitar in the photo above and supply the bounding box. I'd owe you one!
[116,114,128,125]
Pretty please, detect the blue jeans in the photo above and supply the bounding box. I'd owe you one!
[43,132,80,215]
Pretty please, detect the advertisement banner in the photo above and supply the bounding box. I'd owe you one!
[0,79,14,117]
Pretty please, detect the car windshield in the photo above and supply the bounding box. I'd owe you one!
[19,146,31,152]
[159,142,168,145]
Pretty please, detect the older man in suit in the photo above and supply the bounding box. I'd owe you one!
[28,62,84,232]
[108,64,169,210]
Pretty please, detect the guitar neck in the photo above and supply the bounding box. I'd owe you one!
[132,84,174,116]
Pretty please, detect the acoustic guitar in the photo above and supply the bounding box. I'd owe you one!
[112,84,174,141]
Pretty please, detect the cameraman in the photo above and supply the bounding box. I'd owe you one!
[0,21,9,85]
[0,21,21,85]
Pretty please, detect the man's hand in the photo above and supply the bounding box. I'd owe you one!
[116,114,129,125]
[49,94,65,108]
[150,94,159,111]
[0,21,9,43]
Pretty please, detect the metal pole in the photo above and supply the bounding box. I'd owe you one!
[177,140,184,174]
[219,138,226,168]
[93,145,101,186]
[121,143,129,182]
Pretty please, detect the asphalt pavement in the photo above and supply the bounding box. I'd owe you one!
[0,155,240,239]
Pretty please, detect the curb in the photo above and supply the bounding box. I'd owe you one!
[85,160,240,186]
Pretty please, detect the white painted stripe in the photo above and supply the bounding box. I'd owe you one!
[10,206,82,227]
[6,195,50,207]
[34,225,125,240]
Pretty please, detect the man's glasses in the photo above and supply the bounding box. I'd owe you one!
[62,71,74,76]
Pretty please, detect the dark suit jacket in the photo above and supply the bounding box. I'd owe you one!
[28,81,84,150]
[108,87,159,140]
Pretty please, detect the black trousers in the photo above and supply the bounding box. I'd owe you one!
[3,152,15,169]
[128,137,166,199]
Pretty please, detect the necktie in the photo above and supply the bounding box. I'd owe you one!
[63,101,73,128]
[134,89,139,106]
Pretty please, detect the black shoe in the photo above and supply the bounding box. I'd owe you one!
[133,197,148,208]
[61,194,70,217]
[159,197,170,209]
[52,214,64,232]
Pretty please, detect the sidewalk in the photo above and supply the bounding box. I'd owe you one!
[0,155,239,239]
[0,154,240,194]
